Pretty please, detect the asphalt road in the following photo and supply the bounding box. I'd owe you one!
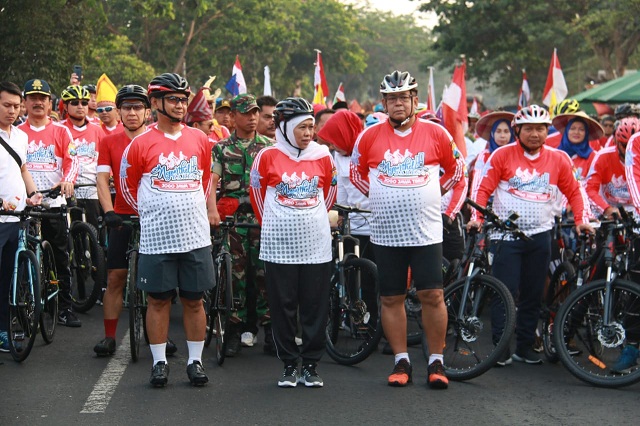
[1,302,639,426]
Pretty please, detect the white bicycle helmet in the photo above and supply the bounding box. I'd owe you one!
[380,70,418,94]
[512,105,552,126]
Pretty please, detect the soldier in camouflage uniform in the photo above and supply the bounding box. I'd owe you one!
[210,93,273,356]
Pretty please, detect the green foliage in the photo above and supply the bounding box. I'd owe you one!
[84,35,156,87]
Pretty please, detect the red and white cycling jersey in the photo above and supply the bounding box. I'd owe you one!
[350,119,465,247]
[62,120,104,199]
[97,130,136,215]
[250,141,337,264]
[625,133,640,215]
[120,125,212,254]
[101,121,124,136]
[19,118,78,208]
[473,144,590,237]
[585,145,635,215]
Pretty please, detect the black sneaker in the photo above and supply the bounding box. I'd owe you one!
[166,338,178,356]
[512,348,543,364]
[263,325,277,356]
[58,309,81,327]
[388,358,412,386]
[150,361,169,387]
[427,360,449,389]
[186,361,208,386]
[300,363,323,387]
[278,362,299,388]
[225,330,242,357]
[495,349,512,367]
[94,337,116,356]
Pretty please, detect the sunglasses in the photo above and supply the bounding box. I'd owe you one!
[120,103,146,112]
[69,100,89,106]
[164,95,189,105]
[96,106,115,113]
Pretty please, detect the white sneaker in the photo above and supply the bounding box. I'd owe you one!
[241,332,257,347]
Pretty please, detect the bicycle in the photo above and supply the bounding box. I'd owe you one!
[553,211,640,387]
[420,198,518,381]
[43,184,107,313]
[205,217,259,366]
[0,201,63,361]
[325,204,381,366]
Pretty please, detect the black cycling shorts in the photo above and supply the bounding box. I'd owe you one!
[372,243,443,296]
[106,222,133,270]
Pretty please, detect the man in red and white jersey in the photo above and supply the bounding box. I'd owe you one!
[120,73,214,388]
[351,70,466,390]
[60,85,104,230]
[19,78,81,327]
[93,84,176,358]
[468,105,593,365]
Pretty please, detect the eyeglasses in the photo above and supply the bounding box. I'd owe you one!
[96,106,114,113]
[69,100,89,106]
[385,95,413,104]
[602,123,614,127]
[120,103,146,112]
[164,95,189,105]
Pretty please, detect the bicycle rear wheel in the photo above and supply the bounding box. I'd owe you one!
[214,253,232,365]
[553,278,640,388]
[540,260,576,363]
[204,288,214,348]
[70,222,106,312]
[9,250,41,362]
[39,241,58,344]
[127,250,144,362]
[423,274,516,381]
[326,257,381,365]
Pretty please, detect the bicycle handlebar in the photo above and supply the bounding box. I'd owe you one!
[332,203,371,215]
[40,183,96,200]
[465,198,531,241]
[0,204,65,220]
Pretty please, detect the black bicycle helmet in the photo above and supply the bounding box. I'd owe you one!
[273,97,314,126]
[380,70,418,94]
[83,84,96,94]
[614,103,640,120]
[116,84,150,108]
[147,73,190,98]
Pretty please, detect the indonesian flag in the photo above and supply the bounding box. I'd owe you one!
[333,82,346,104]
[518,69,530,110]
[542,49,568,116]
[442,63,468,158]
[427,67,436,112]
[313,50,329,105]
[469,97,479,116]
[225,55,247,96]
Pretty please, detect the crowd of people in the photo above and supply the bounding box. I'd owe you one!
[1,67,640,390]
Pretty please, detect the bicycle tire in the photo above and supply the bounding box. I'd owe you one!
[540,260,576,363]
[553,278,640,388]
[128,250,144,362]
[39,241,58,344]
[9,250,41,362]
[422,274,516,381]
[69,222,106,312]
[325,257,382,365]
[204,288,214,348]
[214,253,232,366]
[405,258,450,346]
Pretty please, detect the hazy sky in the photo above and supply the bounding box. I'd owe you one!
[341,0,437,28]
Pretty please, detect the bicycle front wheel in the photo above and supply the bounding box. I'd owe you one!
[127,250,144,362]
[540,260,576,363]
[553,278,640,388]
[214,253,233,366]
[325,257,381,365]
[39,241,58,344]
[423,274,516,381]
[9,250,41,362]
[70,222,106,312]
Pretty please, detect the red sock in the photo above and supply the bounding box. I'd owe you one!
[104,319,118,339]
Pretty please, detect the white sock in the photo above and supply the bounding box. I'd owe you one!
[187,340,204,365]
[429,354,444,365]
[394,353,410,365]
[150,343,167,366]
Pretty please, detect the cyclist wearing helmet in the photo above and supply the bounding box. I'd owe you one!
[614,103,640,121]
[121,73,214,388]
[210,94,273,356]
[351,70,466,389]
[546,98,581,149]
[84,84,98,123]
[250,97,337,388]
[94,84,178,358]
[19,79,80,327]
[60,85,104,231]
[468,105,594,365]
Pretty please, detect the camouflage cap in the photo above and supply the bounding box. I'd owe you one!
[231,93,260,113]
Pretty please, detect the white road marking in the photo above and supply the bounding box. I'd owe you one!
[81,330,131,414]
